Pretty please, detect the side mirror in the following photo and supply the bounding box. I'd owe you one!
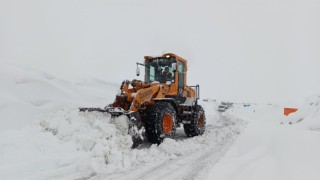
[136,66,140,76]
[172,63,176,71]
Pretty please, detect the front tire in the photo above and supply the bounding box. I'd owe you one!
[145,102,177,144]
[184,105,206,137]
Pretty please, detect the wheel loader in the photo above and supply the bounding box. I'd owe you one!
[80,53,206,148]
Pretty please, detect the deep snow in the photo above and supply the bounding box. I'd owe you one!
[1,63,320,180]
[0,63,246,180]
[206,101,320,180]
[0,62,118,132]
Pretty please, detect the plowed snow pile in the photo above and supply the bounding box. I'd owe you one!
[0,63,119,179]
[1,107,246,180]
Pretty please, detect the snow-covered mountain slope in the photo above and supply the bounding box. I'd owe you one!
[0,62,118,132]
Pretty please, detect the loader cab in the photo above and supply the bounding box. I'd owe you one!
[144,53,188,102]
[144,56,176,84]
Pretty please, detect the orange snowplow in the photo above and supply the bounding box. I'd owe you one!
[80,53,206,148]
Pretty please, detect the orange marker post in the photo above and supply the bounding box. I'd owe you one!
[284,108,298,116]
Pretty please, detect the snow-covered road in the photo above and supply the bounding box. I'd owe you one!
[93,113,246,180]
[206,103,320,180]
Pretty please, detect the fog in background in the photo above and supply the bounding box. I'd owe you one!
[1,0,319,104]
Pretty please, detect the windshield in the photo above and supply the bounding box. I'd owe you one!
[145,57,176,83]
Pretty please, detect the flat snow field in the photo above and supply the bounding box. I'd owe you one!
[1,64,320,180]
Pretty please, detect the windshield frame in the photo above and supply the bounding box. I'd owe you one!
[145,57,176,83]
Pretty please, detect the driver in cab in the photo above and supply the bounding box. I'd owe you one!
[161,66,173,82]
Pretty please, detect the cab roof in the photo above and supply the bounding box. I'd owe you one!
[144,53,188,71]
[144,53,187,64]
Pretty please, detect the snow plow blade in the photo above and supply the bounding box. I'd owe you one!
[79,107,128,117]
[79,107,143,148]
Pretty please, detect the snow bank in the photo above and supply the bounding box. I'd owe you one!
[0,62,118,132]
[206,99,320,180]
[0,104,246,180]
[38,109,133,175]
[0,63,123,179]
[282,94,320,131]
[206,116,320,180]
[0,109,132,180]
[0,126,93,180]
[202,100,219,125]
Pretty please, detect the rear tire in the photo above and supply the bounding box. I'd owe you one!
[184,105,206,137]
[145,102,176,144]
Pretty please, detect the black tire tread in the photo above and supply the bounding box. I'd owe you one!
[183,105,206,137]
[145,102,176,144]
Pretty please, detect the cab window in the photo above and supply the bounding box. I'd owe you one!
[178,61,185,88]
[145,57,176,83]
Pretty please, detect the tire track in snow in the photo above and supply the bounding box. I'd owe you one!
[137,120,243,180]
[91,114,246,180]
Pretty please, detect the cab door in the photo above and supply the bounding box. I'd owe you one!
[178,61,185,97]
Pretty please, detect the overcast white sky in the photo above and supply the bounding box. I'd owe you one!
[1,0,319,104]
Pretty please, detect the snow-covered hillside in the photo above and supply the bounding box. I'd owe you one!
[0,62,118,132]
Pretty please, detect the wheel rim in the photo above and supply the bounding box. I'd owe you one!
[162,113,173,134]
[198,113,204,128]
